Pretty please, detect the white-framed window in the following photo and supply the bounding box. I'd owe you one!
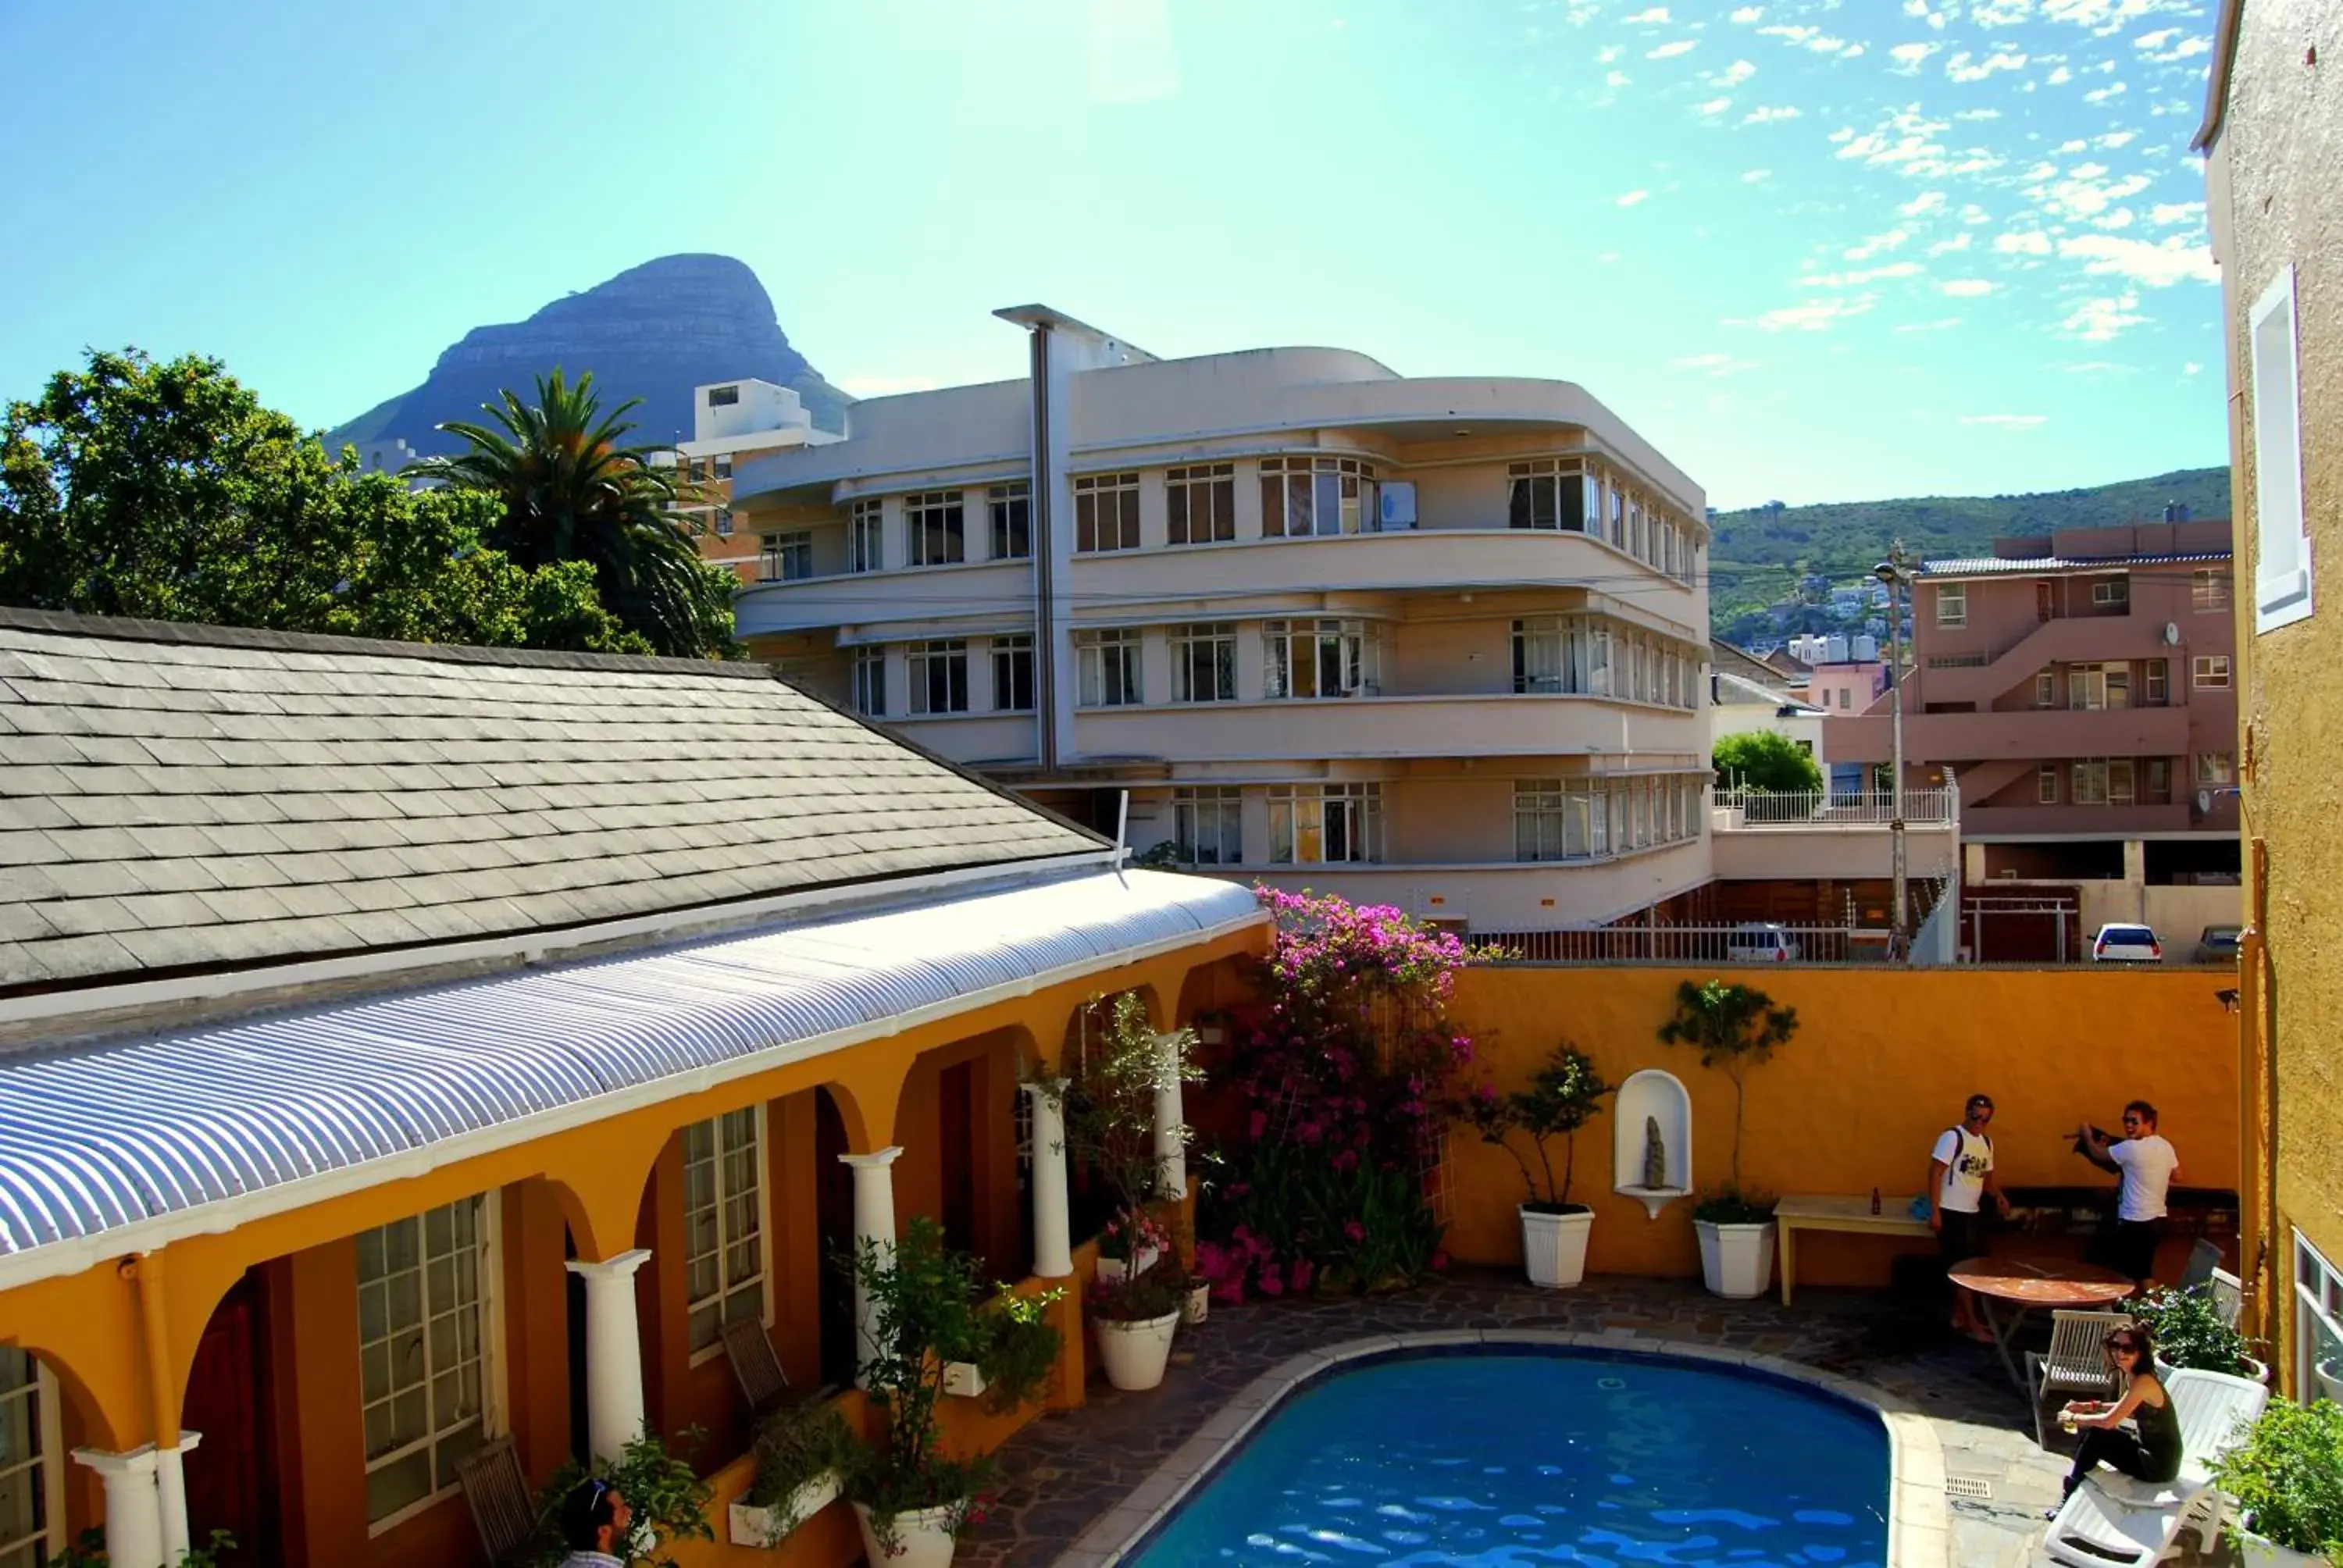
[989,482,1031,561]
[759,531,812,583]
[849,497,883,573]
[2035,671,2057,707]
[683,1107,769,1357]
[1511,616,1611,696]
[2092,576,2131,611]
[2145,659,2169,704]
[1172,786,1243,864]
[708,384,740,408]
[1506,458,1594,533]
[1167,464,1236,545]
[0,1350,64,1568]
[907,640,970,715]
[2192,655,2232,690]
[1936,583,1967,629]
[851,647,886,718]
[2069,665,2109,711]
[2292,1231,2343,1407]
[1259,456,1378,538]
[990,634,1035,712]
[2145,757,2173,804]
[905,490,966,567]
[2074,758,2110,806]
[1268,782,1382,864]
[714,506,735,538]
[2251,265,2313,632]
[358,1195,497,1528]
[2038,763,2060,804]
[1265,618,1375,698]
[1074,472,1140,553]
[714,453,734,480]
[1840,687,1853,710]
[2196,751,2235,786]
[1169,622,1237,703]
[1075,628,1140,707]
[1514,779,1587,861]
[2192,570,2232,613]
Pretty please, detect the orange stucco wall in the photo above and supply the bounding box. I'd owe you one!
[1440,966,2241,1285]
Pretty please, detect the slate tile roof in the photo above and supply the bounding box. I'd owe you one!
[0,608,1104,997]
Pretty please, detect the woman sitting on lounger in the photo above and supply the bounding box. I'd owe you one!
[2056,1324,2182,1504]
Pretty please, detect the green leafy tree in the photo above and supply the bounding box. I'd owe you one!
[1711,729,1824,793]
[1658,980,1799,1201]
[409,369,740,659]
[1460,1042,1616,1213]
[0,347,649,654]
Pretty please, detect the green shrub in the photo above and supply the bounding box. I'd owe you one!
[2131,1284,2257,1376]
[741,1400,859,1541]
[530,1429,715,1567]
[2209,1399,2343,1561]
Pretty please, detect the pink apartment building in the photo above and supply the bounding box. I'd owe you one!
[1828,519,2242,942]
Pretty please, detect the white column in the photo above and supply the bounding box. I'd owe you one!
[565,1248,653,1462]
[155,1431,201,1559]
[839,1147,904,1385]
[1024,1081,1073,1278]
[73,1445,162,1568]
[1153,1032,1188,1199]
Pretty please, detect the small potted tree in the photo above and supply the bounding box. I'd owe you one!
[1659,979,1798,1299]
[1461,1042,1615,1288]
[731,1400,858,1548]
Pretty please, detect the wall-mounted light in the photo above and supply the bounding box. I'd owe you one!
[2216,988,2241,1014]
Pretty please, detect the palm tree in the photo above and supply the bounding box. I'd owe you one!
[409,369,737,657]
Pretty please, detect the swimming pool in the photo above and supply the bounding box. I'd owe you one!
[1126,1348,1892,1566]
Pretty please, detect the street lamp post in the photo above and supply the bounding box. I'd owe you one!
[1874,543,1913,958]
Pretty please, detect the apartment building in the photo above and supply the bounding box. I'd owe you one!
[652,379,841,583]
[728,307,1713,933]
[2199,0,2342,1405]
[1825,520,2241,937]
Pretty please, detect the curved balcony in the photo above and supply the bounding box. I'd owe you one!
[1071,693,1703,765]
[1827,704,2193,765]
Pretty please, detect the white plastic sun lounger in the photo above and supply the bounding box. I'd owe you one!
[2043,1367,2270,1568]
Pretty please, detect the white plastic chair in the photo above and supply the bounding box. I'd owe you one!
[2025,1309,2132,1449]
[2042,1367,2270,1568]
[2206,1267,2243,1330]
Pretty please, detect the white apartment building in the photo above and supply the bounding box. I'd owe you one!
[653,379,842,583]
[728,307,1713,932]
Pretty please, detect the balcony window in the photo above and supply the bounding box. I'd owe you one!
[1075,628,1140,707]
[2292,1231,2343,1408]
[850,498,883,573]
[2192,570,2231,613]
[357,1196,495,1524]
[1511,616,1610,696]
[851,648,886,717]
[708,384,740,408]
[714,507,735,537]
[1265,618,1375,698]
[2035,671,2056,707]
[991,635,1035,712]
[2192,655,2231,690]
[1166,464,1236,545]
[687,458,708,483]
[1259,457,1377,538]
[714,453,734,480]
[0,1351,61,1566]
[2091,576,2131,612]
[1170,622,1238,703]
[2038,764,2060,804]
[759,532,812,583]
[2108,758,2136,806]
[2145,757,2172,804]
[2197,752,2234,786]
[1936,583,1967,629]
[2074,758,2109,806]
[1506,458,1593,533]
[1514,779,1589,861]
[2068,665,2110,711]
[989,482,1031,560]
[907,640,970,715]
[905,490,966,567]
[1074,472,1141,553]
[682,1107,766,1355]
[2145,659,2169,704]
[1268,782,1382,864]
[1172,786,1243,864]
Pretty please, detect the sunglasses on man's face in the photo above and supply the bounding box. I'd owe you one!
[2122,1116,2145,1127]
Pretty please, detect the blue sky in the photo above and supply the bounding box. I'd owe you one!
[0,0,2226,509]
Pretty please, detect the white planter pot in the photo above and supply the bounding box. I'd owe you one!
[943,1360,987,1398]
[1181,1283,1211,1325]
[2314,1356,2343,1405]
[1695,1219,1778,1299]
[2156,1354,2271,1385]
[2238,1530,2330,1568]
[853,1500,960,1568]
[729,1471,841,1547]
[1094,1245,1160,1284]
[1520,1205,1596,1289]
[1094,1310,1181,1391]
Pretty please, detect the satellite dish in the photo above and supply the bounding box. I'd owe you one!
[2196,789,2213,814]
[2164,622,2181,646]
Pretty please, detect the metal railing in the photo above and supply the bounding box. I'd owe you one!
[1711,786,1958,825]
[1484,924,1895,965]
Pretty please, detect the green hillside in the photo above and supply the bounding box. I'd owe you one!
[1708,465,2231,642]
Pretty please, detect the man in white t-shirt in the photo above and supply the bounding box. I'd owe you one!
[2074,1099,2181,1281]
[1931,1093,2011,1339]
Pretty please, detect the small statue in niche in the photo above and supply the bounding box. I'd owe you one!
[1642,1114,1667,1189]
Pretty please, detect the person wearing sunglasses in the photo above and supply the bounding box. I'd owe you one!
[2054,1324,2181,1508]
[556,1476,635,1567]
[1928,1093,2011,1342]
[2071,1100,2181,1283]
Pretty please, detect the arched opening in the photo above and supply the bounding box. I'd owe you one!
[180,1269,281,1567]
[814,1087,857,1388]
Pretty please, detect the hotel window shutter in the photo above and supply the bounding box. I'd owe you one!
[2250,265,2312,630]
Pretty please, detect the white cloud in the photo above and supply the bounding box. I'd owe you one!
[2092,208,2138,230]
[2098,130,2138,148]
[1953,107,2002,119]
[2056,138,2089,152]
[1960,203,1993,224]
[1648,39,1698,59]
[1928,232,1975,255]
[2048,65,2075,84]
[1696,96,1733,115]
[2062,292,2147,341]
[1673,352,1762,375]
[1598,44,1624,62]
[2149,201,2206,226]
[1596,251,1622,265]
[1970,0,2034,23]
[2083,81,2129,103]
[1622,5,1671,20]
[2057,233,2219,286]
[1844,226,1913,259]
[2132,27,2180,48]
[1713,59,1757,86]
[1743,104,1803,123]
[1798,261,1924,286]
[2054,361,2138,374]
[1939,278,1997,296]
[1607,69,1632,87]
[1742,168,1772,182]
[1758,23,1818,44]
[2183,361,2203,376]
[1616,189,1651,206]
[1730,296,1879,331]
[1995,230,2055,255]
[1900,190,1949,216]
[1895,317,1965,332]
[1960,413,2049,427]
[1730,4,1763,20]
[1889,41,1939,72]
[1945,49,2030,82]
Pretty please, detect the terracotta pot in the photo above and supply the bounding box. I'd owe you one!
[1094,1310,1180,1391]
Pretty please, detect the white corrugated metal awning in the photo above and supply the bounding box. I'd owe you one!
[0,868,1261,1286]
[1918,551,2232,579]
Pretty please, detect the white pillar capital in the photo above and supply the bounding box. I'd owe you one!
[1025,1082,1074,1278]
[567,1248,651,1462]
[75,1446,163,1568]
[836,1146,905,1171]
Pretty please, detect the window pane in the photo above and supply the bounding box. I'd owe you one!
[366,1450,433,1523]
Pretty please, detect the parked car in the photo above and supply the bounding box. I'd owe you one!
[2193,925,2243,964]
[2091,923,2163,964]
[1726,922,1802,963]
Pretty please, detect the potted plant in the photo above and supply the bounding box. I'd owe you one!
[1461,1042,1615,1288]
[2209,1399,2343,1568]
[1660,979,1797,1299]
[1087,1251,1188,1392]
[2131,1283,2269,1382]
[531,1431,717,1566]
[947,1286,1065,1409]
[731,1400,858,1547]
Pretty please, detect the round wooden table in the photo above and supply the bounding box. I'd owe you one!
[1948,1256,2138,1391]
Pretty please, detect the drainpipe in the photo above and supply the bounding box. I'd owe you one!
[1025,325,1059,771]
[123,1254,196,1560]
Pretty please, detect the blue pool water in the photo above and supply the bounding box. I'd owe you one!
[1129,1349,1889,1567]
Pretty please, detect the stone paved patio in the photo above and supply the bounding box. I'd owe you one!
[960,1270,2084,1568]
